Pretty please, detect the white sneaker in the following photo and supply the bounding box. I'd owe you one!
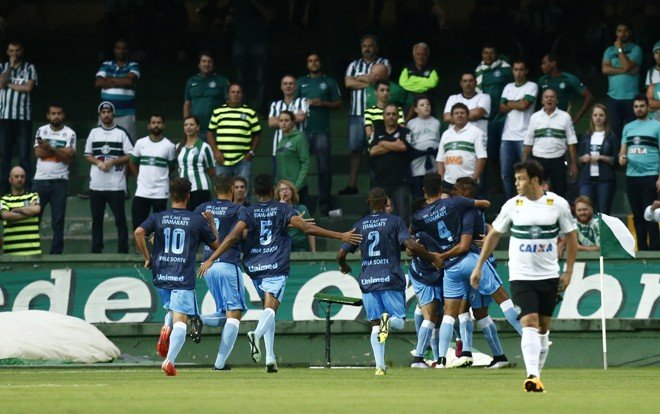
[448,356,474,368]
[485,360,513,369]
[410,361,430,369]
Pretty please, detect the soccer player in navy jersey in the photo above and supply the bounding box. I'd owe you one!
[198,173,361,373]
[135,178,219,376]
[410,172,490,368]
[337,188,443,376]
[193,174,246,370]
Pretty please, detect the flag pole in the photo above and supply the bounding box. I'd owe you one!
[599,255,608,370]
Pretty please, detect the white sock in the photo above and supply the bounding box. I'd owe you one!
[458,312,473,353]
[166,321,187,365]
[521,327,541,378]
[390,316,405,331]
[539,331,550,374]
[253,308,275,340]
[437,315,455,360]
[264,318,277,365]
[370,326,385,369]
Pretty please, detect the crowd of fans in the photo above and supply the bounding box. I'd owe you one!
[0,15,659,255]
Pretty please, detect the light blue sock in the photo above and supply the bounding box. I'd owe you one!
[370,326,385,369]
[430,328,439,361]
[214,318,239,369]
[264,319,276,365]
[415,320,434,357]
[458,312,473,353]
[500,299,522,335]
[201,312,227,328]
[477,316,504,357]
[166,321,187,364]
[414,306,424,334]
[390,316,405,331]
[438,315,455,360]
[164,311,172,327]
[253,308,275,340]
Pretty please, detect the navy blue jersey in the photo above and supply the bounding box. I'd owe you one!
[409,231,443,285]
[462,208,497,267]
[194,199,245,264]
[140,208,216,290]
[410,196,475,269]
[341,212,410,293]
[239,200,298,279]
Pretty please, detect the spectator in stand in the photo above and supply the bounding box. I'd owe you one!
[523,89,578,198]
[500,59,538,200]
[296,53,341,215]
[573,196,600,251]
[436,102,487,191]
[275,110,309,193]
[602,22,643,139]
[340,34,391,196]
[129,114,176,241]
[277,179,315,252]
[364,80,405,140]
[183,51,229,137]
[406,96,440,200]
[618,94,660,251]
[365,63,411,113]
[369,103,412,224]
[176,115,215,211]
[95,39,140,143]
[0,166,41,255]
[0,40,38,195]
[646,41,660,121]
[399,42,439,115]
[232,176,250,207]
[207,83,261,194]
[269,74,307,177]
[539,52,593,125]
[475,44,513,189]
[443,71,490,142]
[33,103,76,254]
[84,102,133,254]
[577,104,619,214]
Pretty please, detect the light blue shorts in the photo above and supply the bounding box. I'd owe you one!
[444,252,501,299]
[205,262,247,312]
[348,115,366,151]
[252,275,287,302]
[362,290,406,321]
[158,288,198,316]
[409,274,443,307]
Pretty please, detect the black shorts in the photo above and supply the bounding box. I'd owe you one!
[510,278,559,317]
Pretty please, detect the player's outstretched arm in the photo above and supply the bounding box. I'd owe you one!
[197,221,247,277]
[474,199,490,209]
[560,230,578,291]
[291,216,362,244]
[438,234,473,262]
[403,238,443,269]
[470,229,502,288]
[337,248,352,274]
[134,227,151,269]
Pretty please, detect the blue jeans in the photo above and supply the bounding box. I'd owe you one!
[306,131,332,211]
[216,158,252,195]
[500,140,523,200]
[578,179,616,214]
[0,119,33,194]
[32,179,68,254]
[606,97,635,142]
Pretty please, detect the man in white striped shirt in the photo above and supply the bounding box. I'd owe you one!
[268,75,308,176]
[0,40,38,194]
[340,35,391,195]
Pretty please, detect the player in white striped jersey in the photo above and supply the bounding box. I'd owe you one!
[340,35,391,195]
[471,160,577,392]
[268,75,308,176]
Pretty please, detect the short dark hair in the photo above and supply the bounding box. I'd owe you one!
[511,57,528,68]
[460,71,476,81]
[374,80,389,91]
[615,20,631,31]
[47,102,64,112]
[423,172,443,197]
[482,43,497,52]
[544,52,558,65]
[413,95,430,107]
[633,94,649,105]
[254,174,274,197]
[306,52,321,62]
[411,197,427,214]
[368,187,387,210]
[454,177,478,198]
[149,112,164,123]
[170,178,192,202]
[383,103,399,114]
[214,173,234,194]
[514,160,544,184]
[279,110,295,121]
[233,176,247,186]
[198,50,214,62]
[451,102,469,115]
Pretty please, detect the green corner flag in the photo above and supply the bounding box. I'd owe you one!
[598,213,636,259]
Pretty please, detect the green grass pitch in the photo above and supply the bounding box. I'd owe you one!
[1,367,657,413]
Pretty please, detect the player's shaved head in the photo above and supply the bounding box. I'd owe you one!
[214,173,234,195]
[254,173,274,197]
[170,177,192,202]
[423,172,443,197]
[368,188,388,211]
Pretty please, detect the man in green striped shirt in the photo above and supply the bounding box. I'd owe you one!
[0,166,41,255]
[206,84,261,193]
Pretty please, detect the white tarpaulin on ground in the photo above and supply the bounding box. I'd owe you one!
[0,310,120,363]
